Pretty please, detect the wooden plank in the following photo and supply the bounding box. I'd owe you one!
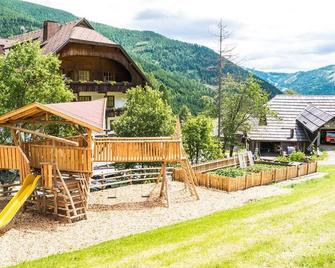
[2,125,79,146]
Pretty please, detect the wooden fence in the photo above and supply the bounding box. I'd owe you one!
[91,167,173,190]
[94,139,182,163]
[173,162,318,192]
[0,145,30,182]
[0,182,21,197]
[26,145,92,173]
[192,156,249,173]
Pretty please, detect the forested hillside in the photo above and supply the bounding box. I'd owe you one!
[250,65,335,95]
[0,0,281,113]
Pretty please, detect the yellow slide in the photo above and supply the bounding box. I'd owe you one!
[0,174,41,229]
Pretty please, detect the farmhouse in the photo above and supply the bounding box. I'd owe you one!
[248,95,335,156]
[0,18,148,129]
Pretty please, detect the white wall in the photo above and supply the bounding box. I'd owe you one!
[77,91,126,130]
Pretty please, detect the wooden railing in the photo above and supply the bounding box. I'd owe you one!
[22,135,87,149]
[27,145,92,173]
[0,145,30,183]
[94,138,182,163]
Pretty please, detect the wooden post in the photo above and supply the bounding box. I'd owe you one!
[159,162,166,198]
[11,129,19,145]
[316,131,321,156]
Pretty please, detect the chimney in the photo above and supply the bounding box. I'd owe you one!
[43,21,60,41]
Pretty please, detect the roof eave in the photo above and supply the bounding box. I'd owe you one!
[0,102,104,132]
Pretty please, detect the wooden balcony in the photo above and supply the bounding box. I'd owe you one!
[68,81,134,93]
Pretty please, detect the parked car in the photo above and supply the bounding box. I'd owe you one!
[325,132,335,143]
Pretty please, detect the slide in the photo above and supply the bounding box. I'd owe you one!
[0,174,41,229]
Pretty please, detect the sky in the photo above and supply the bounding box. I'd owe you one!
[27,0,335,73]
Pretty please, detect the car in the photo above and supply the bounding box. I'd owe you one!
[325,132,335,143]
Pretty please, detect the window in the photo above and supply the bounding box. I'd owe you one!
[78,96,91,102]
[106,96,115,108]
[103,72,113,82]
[78,70,90,81]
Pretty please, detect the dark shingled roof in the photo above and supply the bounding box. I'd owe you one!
[296,105,333,133]
[249,95,335,142]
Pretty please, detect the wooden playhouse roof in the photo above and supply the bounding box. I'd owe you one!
[0,99,106,132]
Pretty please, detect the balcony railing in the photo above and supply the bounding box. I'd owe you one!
[68,81,134,93]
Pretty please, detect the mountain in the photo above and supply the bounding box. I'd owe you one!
[0,0,281,113]
[249,65,335,95]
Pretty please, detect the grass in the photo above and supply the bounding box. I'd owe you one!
[310,150,328,161]
[13,166,335,268]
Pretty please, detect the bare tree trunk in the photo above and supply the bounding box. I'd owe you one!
[229,146,234,157]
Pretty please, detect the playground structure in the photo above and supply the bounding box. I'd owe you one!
[0,99,198,227]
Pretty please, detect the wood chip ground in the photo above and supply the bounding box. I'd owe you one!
[0,173,325,267]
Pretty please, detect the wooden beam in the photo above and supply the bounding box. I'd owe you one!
[2,124,79,146]
[12,119,73,125]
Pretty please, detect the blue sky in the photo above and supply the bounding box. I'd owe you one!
[27,0,335,73]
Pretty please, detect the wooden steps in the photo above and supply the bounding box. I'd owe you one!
[39,167,90,223]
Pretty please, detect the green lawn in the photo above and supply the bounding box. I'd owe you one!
[13,166,335,268]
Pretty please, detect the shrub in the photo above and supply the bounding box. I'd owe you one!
[276,155,290,162]
[276,151,306,162]
[289,151,306,162]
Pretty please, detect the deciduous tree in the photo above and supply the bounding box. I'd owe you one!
[182,115,222,164]
[178,105,191,124]
[0,41,73,115]
[219,75,272,156]
[113,86,175,137]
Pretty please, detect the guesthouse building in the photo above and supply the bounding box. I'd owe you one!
[0,18,148,130]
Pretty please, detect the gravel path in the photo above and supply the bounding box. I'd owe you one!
[0,172,325,267]
[319,145,335,165]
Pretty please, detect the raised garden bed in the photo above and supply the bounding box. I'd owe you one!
[212,163,286,178]
[173,159,318,192]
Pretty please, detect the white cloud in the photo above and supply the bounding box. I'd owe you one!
[26,0,335,72]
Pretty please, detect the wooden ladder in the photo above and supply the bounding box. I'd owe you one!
[53,168,87,223]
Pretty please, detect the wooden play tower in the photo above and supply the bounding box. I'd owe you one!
[0,100,198,223]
